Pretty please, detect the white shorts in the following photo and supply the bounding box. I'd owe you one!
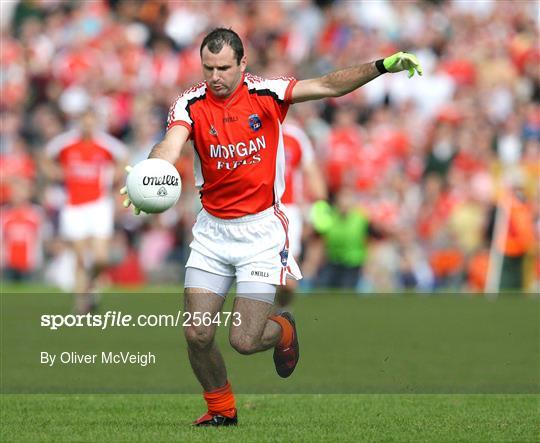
[186,205,302,286]
[281,204,302,257]
[60,198,114,241]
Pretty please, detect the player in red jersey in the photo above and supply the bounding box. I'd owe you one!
[122,28,422,426]
[276,122,327,307]
[1,179,46,281]
[44,108,127,313]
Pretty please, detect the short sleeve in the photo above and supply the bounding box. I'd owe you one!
[285,124,315,165]
[245,74,297,123]
[94,132,128,161]
[44,130,79,159]
[166,83,206,133]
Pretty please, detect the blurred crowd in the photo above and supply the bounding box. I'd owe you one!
[1,0,538,292]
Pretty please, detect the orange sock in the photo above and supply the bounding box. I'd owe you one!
[204,381,236,418]
[270,315,293,348]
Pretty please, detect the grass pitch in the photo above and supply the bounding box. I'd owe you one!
[1,394,538,442]
[1,285,539,441]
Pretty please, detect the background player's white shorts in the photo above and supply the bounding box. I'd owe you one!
[281,204,302,257]
[59,197,114,241]
[186,205,302,286]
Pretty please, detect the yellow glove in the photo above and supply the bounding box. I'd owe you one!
[119,165,141,215]
[377,52,423,78]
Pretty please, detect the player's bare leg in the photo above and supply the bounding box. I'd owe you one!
[89,237,109,285]
[184,287,238,426]
[86,237,110,310]
[183,288,227,390]
[229,297,281,353]
[71,237,109,313]
[72,238,91,313]
[231,295,299,378]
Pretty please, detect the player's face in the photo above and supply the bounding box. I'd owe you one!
[201,45,246,98]
[79,110,97,135]
[336,187,355,214]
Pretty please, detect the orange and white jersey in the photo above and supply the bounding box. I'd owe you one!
[45,129,127,205]
[281,123,315,205]
[167,73,297,219]
[0,204,45,272]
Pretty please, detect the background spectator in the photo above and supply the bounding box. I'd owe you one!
[1,0,538,293]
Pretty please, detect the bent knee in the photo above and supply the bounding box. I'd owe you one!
[93,254,109,267]
[184,326,214,350]
[229,334,259,355]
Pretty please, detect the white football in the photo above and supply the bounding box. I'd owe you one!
[126,158,181,213]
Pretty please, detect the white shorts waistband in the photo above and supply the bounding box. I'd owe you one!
[201,205,280,224]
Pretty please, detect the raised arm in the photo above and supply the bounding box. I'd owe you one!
[291,52,422,103]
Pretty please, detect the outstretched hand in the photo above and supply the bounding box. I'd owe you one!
[119,165,142,215]
[383,52,423,78]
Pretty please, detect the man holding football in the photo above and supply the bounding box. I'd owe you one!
[121,28,422,426]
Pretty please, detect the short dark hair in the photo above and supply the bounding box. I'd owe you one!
[200,28,244,65]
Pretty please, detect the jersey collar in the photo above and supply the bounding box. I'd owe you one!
[206,73,245,106]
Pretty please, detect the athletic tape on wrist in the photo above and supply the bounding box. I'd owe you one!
[375,59,388,74]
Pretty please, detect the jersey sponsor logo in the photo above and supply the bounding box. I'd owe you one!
[248,114,262,132]
[209,135,267,170]
[251,270,270,278]
[216,156,261,170]
[142,175,179,186]
[66,160,102,180]
[209,136,266,159]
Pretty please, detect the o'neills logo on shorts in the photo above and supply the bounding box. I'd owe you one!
[251,270,270,278]
[142,175,179,186]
